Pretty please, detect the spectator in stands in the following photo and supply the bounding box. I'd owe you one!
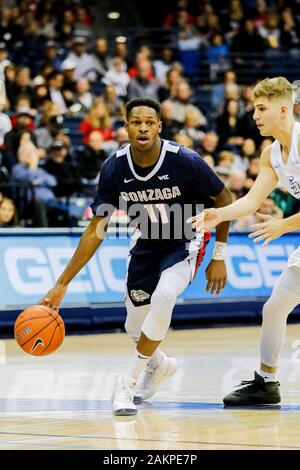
[252,0,268,28]
[158,100,181,141]
[78,130,107,196]
[182,109,205,145]
[0,197,19,227]
[34,114,65,150]
[239,138,257,171]
[61,58,77,108]
[294,102,300,123]
[170,80,207,125]
[203,13,222,42]
[0,7,24,50]
[90,37,111,80]
[280,8,300,54]
[258,13,281,49]
[112,39,128,71]
[197,130,219,162]
[36,40,62,74]
[173,132,193,148]
[103,57,130,99]
[79,97,113,144]
[218,150,234,171]
[32,75,50,110]
[38,101,60,126]
[153,47,175,85]
[214,165,231,185]
[206,33,230,82]
[55,9,75,44]
[177,10,204,77]
[73,6,93,39]
[65,36,94,81]
[6,66,37,110]
[158,66,183,101]
[47,71,68,115]
[244,154,260,190]
[127,60,159,101]
[202,154,215,168]
[11,132,57,227]
[259,138,273,152]
[0,101,12,145]
[37,13,56,40]
[4,63,16,88]
[73,77,94,114]
[103,83,126,122]
[226,0,244,34]
[11,95,36,130]
[163,0,195,28]
[114,126,129,148]
[227,169,247,200]
[128,47,154,79]
[0,41,10,81]
[43,139,81,198]
[217,98,244,148]
[211,69,239,116]
[231,19,266,81]
[3,107,38,170]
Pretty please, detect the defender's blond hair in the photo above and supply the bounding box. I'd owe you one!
[251,77,293,103]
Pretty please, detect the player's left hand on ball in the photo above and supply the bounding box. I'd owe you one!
[249,213,286,246]
[205,260,227,296]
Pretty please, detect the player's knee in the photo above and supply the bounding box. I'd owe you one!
[151,286,177,312]
[262,281,299,320]
[262,297,275,319]
[141,287,177,341]
[124,318,139,342]
[124,296,149,342]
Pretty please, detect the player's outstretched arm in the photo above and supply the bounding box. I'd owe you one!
[39,215,108,310]
[189,146,278,232]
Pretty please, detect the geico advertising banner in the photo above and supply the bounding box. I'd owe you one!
[0,233,299,307]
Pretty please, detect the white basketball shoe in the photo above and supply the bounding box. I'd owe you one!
[112,375,137,416]
[134,355,178,402]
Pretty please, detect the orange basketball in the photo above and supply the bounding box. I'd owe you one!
[14,305,65,356]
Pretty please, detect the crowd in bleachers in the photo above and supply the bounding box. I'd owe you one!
[0,0,300,228]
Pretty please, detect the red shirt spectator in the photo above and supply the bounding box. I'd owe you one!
[79,97,113,144]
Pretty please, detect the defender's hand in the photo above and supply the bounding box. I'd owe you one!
[39,284,68,311]
[249,213,286,246]
[205,259,227,296]
[187,208,224,233]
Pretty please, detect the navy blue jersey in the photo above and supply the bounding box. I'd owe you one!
[91,140,224,253]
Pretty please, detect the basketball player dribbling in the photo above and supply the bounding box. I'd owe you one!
[189,77,300,406]
[39,98,232,415]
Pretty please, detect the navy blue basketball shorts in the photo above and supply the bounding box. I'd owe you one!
[126,232,210,307]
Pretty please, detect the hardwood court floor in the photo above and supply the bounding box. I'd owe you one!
[0,324,300,450]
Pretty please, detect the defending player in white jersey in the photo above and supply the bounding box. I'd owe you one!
[189,76,300,406]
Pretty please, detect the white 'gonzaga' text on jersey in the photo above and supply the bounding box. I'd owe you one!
[91,140,224,252]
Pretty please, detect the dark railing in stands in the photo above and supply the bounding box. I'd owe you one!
[107,27,300,85]
[0,182,92,228]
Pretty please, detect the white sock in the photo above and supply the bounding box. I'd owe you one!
[148,348,165,369]
[128,349,151,380]
[259,369,277,382]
